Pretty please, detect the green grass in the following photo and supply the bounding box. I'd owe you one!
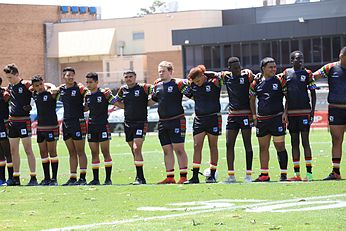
[0,129,345,230]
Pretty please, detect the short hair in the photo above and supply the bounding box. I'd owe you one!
[260,57,276,69]
[3,63,19,75]
[340,46,346,55]
[0,77,2,85]
[188,65,206,80]
[85,72,98,81]
[290,50,304,60]
[123,70,136,76]
[31,74,43,85]
[62,67,75,74]
[227,57,240,65]
[158,61,173,72]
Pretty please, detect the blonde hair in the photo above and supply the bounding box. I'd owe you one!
[158,61,173,72]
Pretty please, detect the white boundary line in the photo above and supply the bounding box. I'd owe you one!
[42,194,346,231]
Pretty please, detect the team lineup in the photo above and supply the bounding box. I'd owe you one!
[0,47,345,186]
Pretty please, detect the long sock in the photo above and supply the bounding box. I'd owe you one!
[104,159,112,181]
[210,163,217,178]
[134,160,144,179]
[91,161,100,181]
[180,167,188,178]
[0,160,6,181]
[332,158,341,175]
[246,150,253,171]
[7,162,13,179]
[41,157,50,180]
[305,157,312,174]
[30,172,37,181]
[166,169,174,179]
[79,169,87,180]
[13,172,20,182]
[277,150,288,176]
[50,157,59,180]
[293,158,300,176]
[192,162,201,178]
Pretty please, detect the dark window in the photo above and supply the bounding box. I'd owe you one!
[233,44,241,61]
[302,39,312,63]
[242,43,251,67]
[212,46,221,69]
[203,47,212,69]
[272,41,280,62]
[322,37,331,63]
[132,32,144,40]
[290,39,299,52]
[185,47,194,71]
[332,36,341,61]
[251,43,259,66]
[224,45,232,68]
[195,47,203,66]
[281,40,289,64]
[80,6,87,14]
[89,7,97,14]
[312,38,321,63]
[261,42,271,58]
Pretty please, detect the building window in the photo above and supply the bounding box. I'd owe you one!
[224,45,232,68]
[272,41,280,63]
[242,43,251,67]
[312,38,322,63]
[322,37,331,63]
[185,47,194,71]
[261,42,271,58]
[203,47,212,69]
[195,47,203,66]
[290,39,299,53]
[332,36,341,61]
[302,39,312,63]
[133,32,144,40]
[281,40,289,64]
[233,44,241,62]
[251,43,259,66]
[212,46,221,69]
[106,62,110,77]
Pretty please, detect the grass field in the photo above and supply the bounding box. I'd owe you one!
[1,129,346,230]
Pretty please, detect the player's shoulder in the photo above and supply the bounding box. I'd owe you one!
[241,69,253,75]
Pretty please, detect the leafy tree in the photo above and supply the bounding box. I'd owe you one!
[138,0,166,16]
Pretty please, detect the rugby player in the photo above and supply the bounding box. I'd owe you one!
[114,71,152,185]
[151,61,190,184]
[249,57,289,182]
[313,46,346,180]
[58,67,88,186]
[3,64,37,186]
[279,51,317,181]
[184,65,221,184]
[31,75,59,186]
[85,72,113,185]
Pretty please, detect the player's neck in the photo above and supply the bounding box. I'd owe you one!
[12,77,21,85]
[89,87,98,93]
[162,76,172,83]
[127,83,137,88]
[65,82,75,88]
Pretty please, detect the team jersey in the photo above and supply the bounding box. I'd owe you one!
[0,88,10,121]
[7,80,32,117]
[115,83,152,122]
[152,78,191,119]
[318,61,346,104]
[57,82,87,120]
[33,91,58,126]
[249,75,287,116]
[221,69,253,111]
[85,88,116,125]
[190,77,222,116]
[281,68,317,111]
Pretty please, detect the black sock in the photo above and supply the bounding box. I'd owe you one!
[277,150,288,170]
[246,150,253,171]
[105,166,112,181]
[42,162,50,180]
[332,158,341,175]
[7,165,13,179]
[14,175,20,182]
[0,165,5,181]
[51,161,58,180]
[136,166,144,179]
[80,171,86,180]
[192,168,200,178]
[92,168,99,181]
[210,169,216,178]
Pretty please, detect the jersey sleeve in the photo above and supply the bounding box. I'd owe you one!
[210,76,223,88]
[318,62,335,79]
[103,88,117,104]
[143,83,153,95]
[2,89,10,102]
[242,69,254,83]
[278,76,287,95]
[177,79,192,98]
[114,87,124,103]
[249,80,257,97]
[78,84,88,97]
[306,69,318,90]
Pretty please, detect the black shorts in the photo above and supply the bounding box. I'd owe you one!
[158,116,186,146]
[62,118,87,141]
[256,115,286,137]
[87,124,111,142]
[8,118,32,138]
[328,107,346,125]
[37,126,59,143]
[287,114,311,133]
[0,121,8,140]
[226,114,252,131]
[193,114,221,136]
[124,121,148,142]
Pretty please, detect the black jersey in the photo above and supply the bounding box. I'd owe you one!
[152,78,191,119]
[85,88,115,125]
[221,69,253,111]
[318,62,346,104]
[190,77,222,116]
[33,91,58,126]
[58,82,87,120]
[250,75,287,116]
[281,68,317,111]
[115,83,152,122]
[8,80,32,117]
[0,88,10,121]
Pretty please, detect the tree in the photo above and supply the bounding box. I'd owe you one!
[137,0,166,16]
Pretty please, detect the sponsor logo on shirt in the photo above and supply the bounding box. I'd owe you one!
[174,128,180,134]
[102,132,108,138]
[48,133,53,138]
[0,132,6,138]
[331,72,339,78]
[303,119,308,125]
[329,116,334,122]
[272,84,278,90]
[97,96,102,103]
[21,129,27,135]
[136,129,143,136]
[18,87,23,94]
[71,90,76,96]
[239,78,244,85]
[168,86,173,93]
[278,126,283,132]
[300,75,306,82]
[75,131,81,137]
[206,85,211,92]
[43,95,48,101]
[213,127,218,132]
[88,133,91,139]
[243,119,249,126]
[60,90,65,95]
[135,90,140,97]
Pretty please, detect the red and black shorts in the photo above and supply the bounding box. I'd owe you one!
[87,124,111,143]
[8,117,32,138]
[62,118,87,141]
[124,121,148,142]
[226,114,252,131]
[158,116,186,146]
[37,125,59,143]
[256,114,286,137]
[328,107,346,126]
[287,113,311,133]
[193,114,221,136]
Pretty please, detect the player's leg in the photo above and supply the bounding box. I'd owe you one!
[38,140,51,185]
[241,128,253,182]
[8,137,20,186]
[88,141,100,185]
[132,138,145,184]
[100,139,112,185]
[206,133,218,183]
[254,135,271,182]
[225,129,238,183]
[288,132,301,181]
[47,139,59,186]
[22,136,38,186]
[185,132,205,184]
[62,138,78,185]
[158,144,176,184]
[301,131,313,181]
[273,135,288,181]
[74,139,87,185]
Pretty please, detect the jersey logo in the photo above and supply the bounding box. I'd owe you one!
[48,133,53,138]
[43,95,48,101]
[75,131,81,137]
[277,126,283,132]
[102,132,108,138]
[21,129,27,135]
[0,132,6,138]
[239,78,245,85]
[303,119,308,125]
[18,87,23,94]
[97,96,102,103]
[60,90,65,95]
[213,127,218,132]
[300,75,306,82]
[136,129,143,135]
[71,90,76,96]
[272,84,278,90]
[168,86,173,93]
[174,128,180,134]
[331,72,339,78]
[329,116,334,122]
[205,85,211,92]
[134,90,140,97]
[243,119,249,126]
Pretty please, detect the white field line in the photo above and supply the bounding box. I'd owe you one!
[42,194,346,231]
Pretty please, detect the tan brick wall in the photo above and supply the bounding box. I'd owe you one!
[60,61,103,84]
[146,50,183,84]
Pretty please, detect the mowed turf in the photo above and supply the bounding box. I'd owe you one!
[0,129,345,230]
